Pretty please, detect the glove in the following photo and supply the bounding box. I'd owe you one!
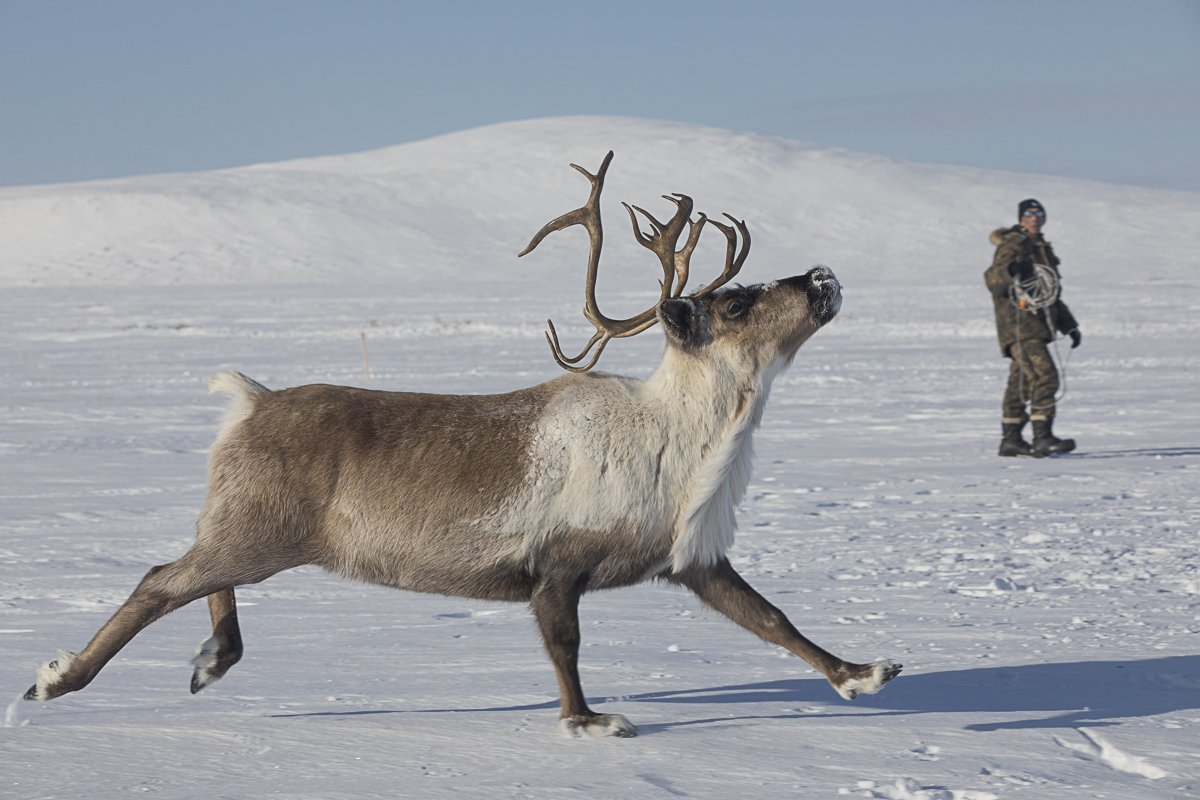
[1008,261,1033,281]
[1068,328,1081,349]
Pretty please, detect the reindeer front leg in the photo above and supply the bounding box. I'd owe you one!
[530,576,637,737]
[670,558,901,700]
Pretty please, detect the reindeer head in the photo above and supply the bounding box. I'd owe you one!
[657,268,841,375]
[519,152,841,373]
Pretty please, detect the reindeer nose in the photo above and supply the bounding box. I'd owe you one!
[808,264,840,288]
[783,265,842,322]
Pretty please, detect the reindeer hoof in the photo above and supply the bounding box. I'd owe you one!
[26,651,78,701]
[558,713,638,738]
[834,659,902,701]
[190,636,239,694]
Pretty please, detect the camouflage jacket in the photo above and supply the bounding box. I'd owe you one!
[983,226,1079,357]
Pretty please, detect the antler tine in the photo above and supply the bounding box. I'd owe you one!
[673,209,708,298]
[544,319,604,366]
[517,151,613,259]
[689,212,751,297]
[545,324,613,374]
[622,203,673,303]
[517,151,615,368]
[623,192,700,300]
[653,194,708,297]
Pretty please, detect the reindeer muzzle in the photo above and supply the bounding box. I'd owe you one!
[784,265,842,324]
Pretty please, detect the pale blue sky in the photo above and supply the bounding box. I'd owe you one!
[2,0,1198,190]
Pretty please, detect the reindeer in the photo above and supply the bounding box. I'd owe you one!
[25,152,900,737]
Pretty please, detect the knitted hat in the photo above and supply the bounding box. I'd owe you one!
[1018,198,1046,220]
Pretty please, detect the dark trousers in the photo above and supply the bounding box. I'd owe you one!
[1003,338,1059,423]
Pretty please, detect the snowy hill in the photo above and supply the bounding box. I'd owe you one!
[2,116,1198,289]
[3,117,1199,799]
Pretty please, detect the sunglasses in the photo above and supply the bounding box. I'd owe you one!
[1022,209,1046,218]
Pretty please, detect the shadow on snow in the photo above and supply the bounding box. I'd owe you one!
[1067,446,1200,459]
[272,654,1200,734]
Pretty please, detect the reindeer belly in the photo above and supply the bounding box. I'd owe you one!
[318,516,537,602]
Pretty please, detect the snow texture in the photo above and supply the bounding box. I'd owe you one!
[2,117,1198,798]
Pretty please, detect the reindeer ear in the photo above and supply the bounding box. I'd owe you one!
[658,298,713,350]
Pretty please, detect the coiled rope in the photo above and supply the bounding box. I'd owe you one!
[1011,262,1060,311]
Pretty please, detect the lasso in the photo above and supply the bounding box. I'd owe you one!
[1010,263,1060,310]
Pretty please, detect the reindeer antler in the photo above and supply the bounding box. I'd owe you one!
[518,152,750,372]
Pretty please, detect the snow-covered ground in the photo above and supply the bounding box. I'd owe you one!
[2,118,1198,798]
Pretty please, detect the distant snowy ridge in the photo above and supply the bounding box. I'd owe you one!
[1,115,1197,287]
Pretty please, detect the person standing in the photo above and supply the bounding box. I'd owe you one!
[984,198,1081,457]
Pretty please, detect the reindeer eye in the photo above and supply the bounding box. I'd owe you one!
[723,299,749,319]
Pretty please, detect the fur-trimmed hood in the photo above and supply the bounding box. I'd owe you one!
[989,225,1023,246]
[989,225,1053,249]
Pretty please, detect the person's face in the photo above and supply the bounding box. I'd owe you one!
[1020,208,1046,235]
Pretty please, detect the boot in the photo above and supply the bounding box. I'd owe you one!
[1032,419,1075,456]
[998,422,1034,457]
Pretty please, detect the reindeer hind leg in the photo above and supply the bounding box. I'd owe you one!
[26,547,235,701]
[26,537,291,702]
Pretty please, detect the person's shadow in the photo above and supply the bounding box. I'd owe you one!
[274,655,1200,735]
[1069,446,1200,459]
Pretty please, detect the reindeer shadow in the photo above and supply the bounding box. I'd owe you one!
[620,655,1200,734]
[273,655,1200,735]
